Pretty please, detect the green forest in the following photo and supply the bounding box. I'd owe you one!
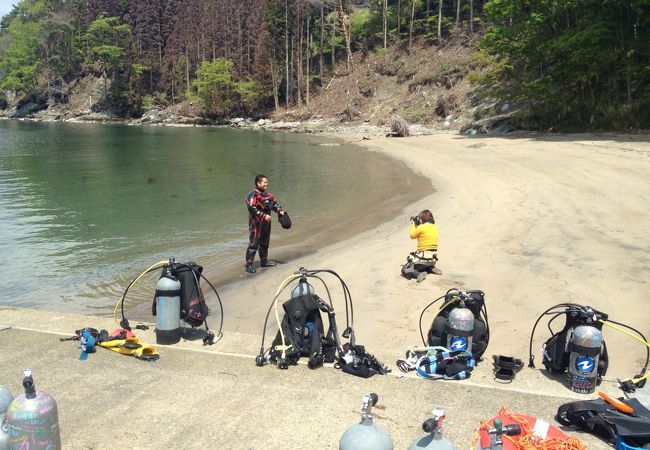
[0,0,648,129]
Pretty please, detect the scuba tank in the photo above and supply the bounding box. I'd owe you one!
[446,303,474,352]
[567,325,602,394]
[408,408,457,450]
[154,267,182,345]
[291,278,315,298]
[5,369,61,450]
[339,393,393,450]
[422,289,489,359]
[476,419,521,449]
[0,385,13,450]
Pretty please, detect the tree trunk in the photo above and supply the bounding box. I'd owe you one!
[409,0,416,51]
[185,47,190,93]
[331,19,336,67]
[171,60,175,102]
[297,5,303,106]
[469,0,473,32]
[285,0,290,107]
[383,0,388,48]
[438,0,443,40]
[270,51,280,111]
[306,17,310,106]
[337,0,354,70]
[320,3,324,84]
[397,0,401,40]
[456,0,461,27]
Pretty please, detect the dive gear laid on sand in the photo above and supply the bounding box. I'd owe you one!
[475,407,584,450]
[556,394,650,449]
[114,257,223,346]
[153,268,182,344]
[420,289,489,360]
[397,347,475,380]
[339,393,393,450]
[407,408,457,450]
[99,335,160,361]
[256,268,389,377]
[492,355,524,382]
[528,303,649,393]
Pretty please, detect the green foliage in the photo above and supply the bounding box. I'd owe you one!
[0,19,44,93]
[401,104,431,123]
[235,79,262,111]
[193,58,235,112]
[83,17,133,73]
[141,94,155,110]
[131,63,149,76]
[350,8,372,43]
[478,0,650,129]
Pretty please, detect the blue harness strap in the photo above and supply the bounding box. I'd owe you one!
[415,349,475,380]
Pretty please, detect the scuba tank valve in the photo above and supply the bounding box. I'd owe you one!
[477,419,521,449]
[408,408,458,450]
[290,277,314,298]
[567,325,602,393]
[154,265,182,345]
[5,369,61,450]
[339,393,393,450]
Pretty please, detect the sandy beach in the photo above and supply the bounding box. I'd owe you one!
[215,131,650,383]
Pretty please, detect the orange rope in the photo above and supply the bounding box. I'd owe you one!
[473,407,587,450]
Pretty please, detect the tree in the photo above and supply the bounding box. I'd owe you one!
[193,58,235,113]
[478,0,650,129]
[0,20,45,94]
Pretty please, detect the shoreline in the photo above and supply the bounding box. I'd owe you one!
[3,115,649,382]
[207,131,650,382]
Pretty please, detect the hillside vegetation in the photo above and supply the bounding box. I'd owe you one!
[0,0,648,130]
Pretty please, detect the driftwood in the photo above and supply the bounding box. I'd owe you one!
[388,114,411,137]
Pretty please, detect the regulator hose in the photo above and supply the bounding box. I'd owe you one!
[257,268,355,365]
[114,260,168,329]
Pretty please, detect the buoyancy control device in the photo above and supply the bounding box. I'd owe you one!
[529,303,650,393]
[339,393,393,450]
[114,257,223,346]
[408,408,458,450]
[555,392,650,449]
[255,268,389,376]
[5,369,61,450]
[420,289,489,360]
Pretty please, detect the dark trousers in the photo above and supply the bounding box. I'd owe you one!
[246,219,271,266]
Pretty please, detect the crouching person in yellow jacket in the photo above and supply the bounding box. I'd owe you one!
[401,209,439,282]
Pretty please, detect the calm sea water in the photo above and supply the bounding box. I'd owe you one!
[0,120,425,314]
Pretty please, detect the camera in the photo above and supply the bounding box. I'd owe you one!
[410,215,421,226]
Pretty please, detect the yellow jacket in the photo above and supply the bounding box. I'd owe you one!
[410,222,439,251]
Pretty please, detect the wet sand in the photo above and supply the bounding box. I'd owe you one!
[206,131,650,382]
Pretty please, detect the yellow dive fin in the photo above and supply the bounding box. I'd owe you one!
[99,336,142,355]
[133,344,159,361]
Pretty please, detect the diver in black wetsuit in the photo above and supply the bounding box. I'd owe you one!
[245,174,285,273]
